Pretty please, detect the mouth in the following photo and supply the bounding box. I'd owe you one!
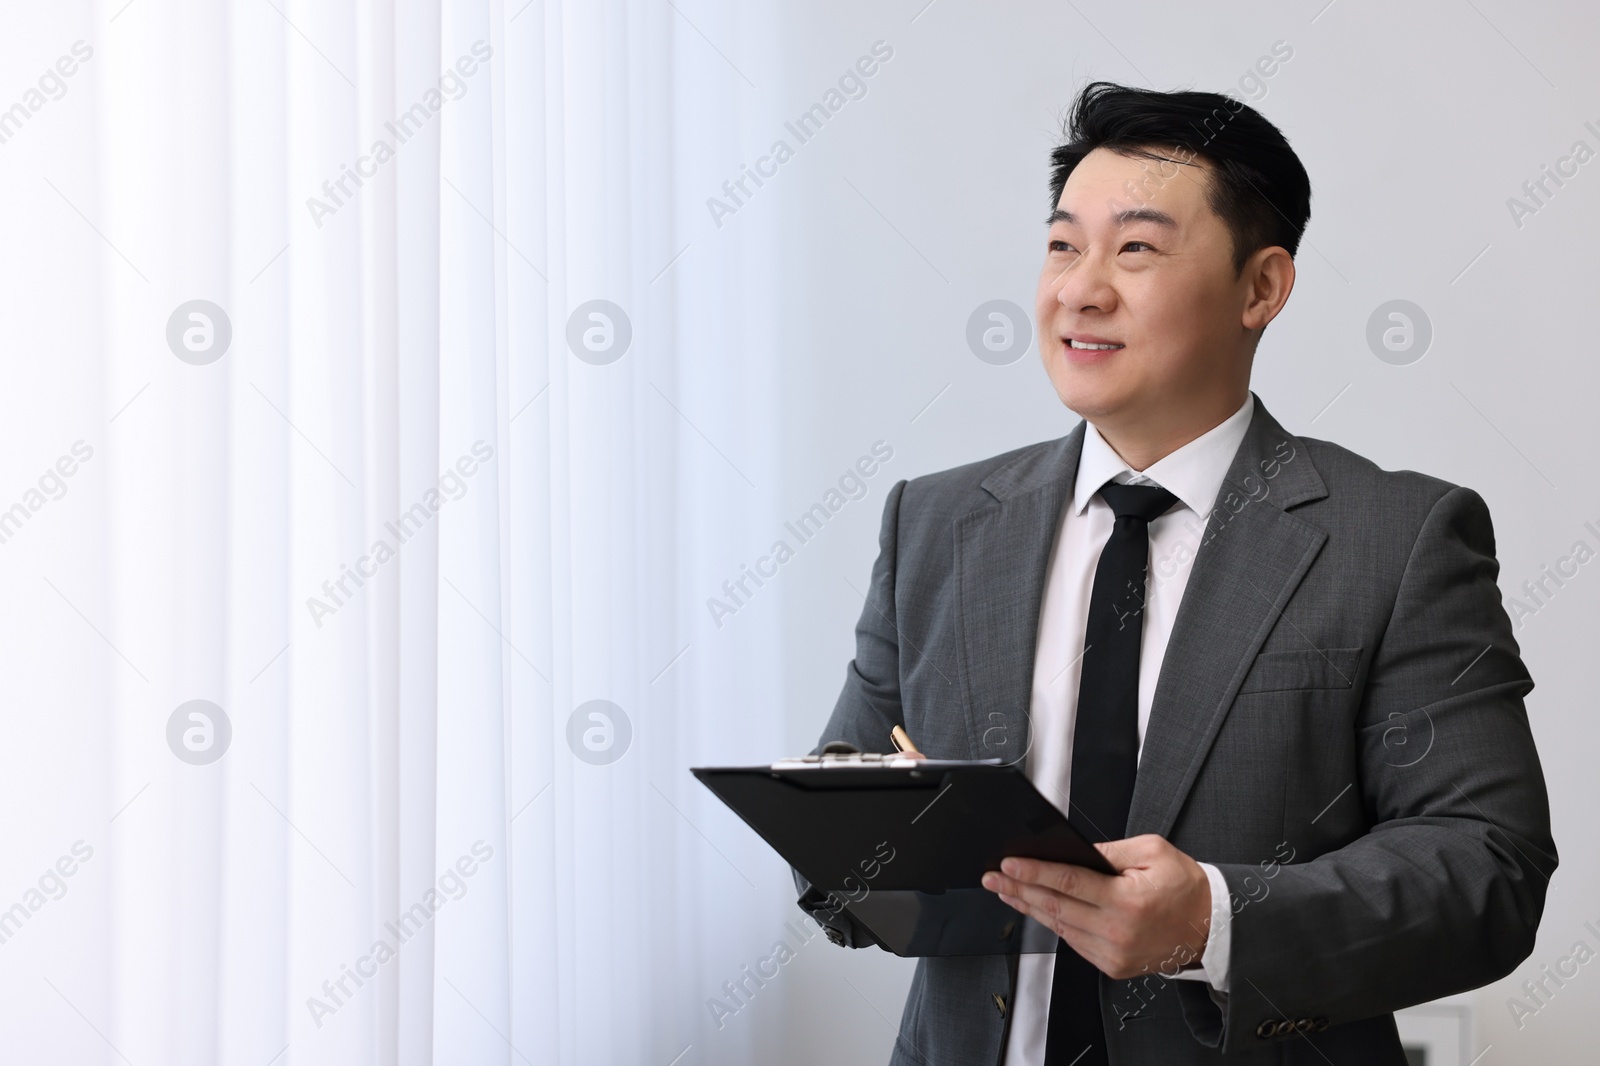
[1061,335,1125,364]
[1063,335,1125,351]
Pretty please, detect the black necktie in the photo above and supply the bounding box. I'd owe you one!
[1043,480,1177,1066]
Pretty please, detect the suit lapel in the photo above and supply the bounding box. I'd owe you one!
[953,425,1085,764]
[1126,394,1330,837]
[951,395,1330,835]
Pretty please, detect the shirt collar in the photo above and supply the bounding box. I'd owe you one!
[1071,392,1255,518]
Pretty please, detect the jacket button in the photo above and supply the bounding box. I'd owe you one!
[1312,1016,1330,1031]
[1255,1019,1278,1039]
[992,993,1007,1018]
[1295,1018,1315,1033]
[1273,1019,1297,1037]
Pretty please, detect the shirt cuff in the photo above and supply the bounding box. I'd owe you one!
[1164,861,1231,993]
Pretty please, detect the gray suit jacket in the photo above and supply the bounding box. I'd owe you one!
[797,391,1557,1064]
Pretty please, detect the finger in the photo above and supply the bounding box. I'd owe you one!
[1090,838,1175,897]
[988,873,1103,938]
[1093,834,1164,873]
[992,884,1079,932]
[1093,839,1134,873]
[999,856,1113,904]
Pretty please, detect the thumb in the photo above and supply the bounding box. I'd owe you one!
[1093,838,1141,873]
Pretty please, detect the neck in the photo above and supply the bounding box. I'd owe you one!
[1093,388,1248,471]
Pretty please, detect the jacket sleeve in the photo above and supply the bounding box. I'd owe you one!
[1179,485,1559,1052]
[790,478,909,950]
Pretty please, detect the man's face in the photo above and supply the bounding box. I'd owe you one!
[1035,146,1254,428]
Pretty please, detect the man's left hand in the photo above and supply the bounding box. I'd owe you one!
[980,833,1212,980]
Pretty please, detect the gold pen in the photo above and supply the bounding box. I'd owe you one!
[890,724,920,755]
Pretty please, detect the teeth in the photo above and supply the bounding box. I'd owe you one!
[1069,340,1123,350]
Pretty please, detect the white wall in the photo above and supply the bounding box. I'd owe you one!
[704,1,1597,1062]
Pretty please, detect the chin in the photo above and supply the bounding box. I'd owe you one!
[1061,396,1120,422]
[1046,369,1127,420]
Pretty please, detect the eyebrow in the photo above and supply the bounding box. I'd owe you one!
[1048,207,1179,229]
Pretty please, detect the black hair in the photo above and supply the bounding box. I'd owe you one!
[1047,81,1312,276]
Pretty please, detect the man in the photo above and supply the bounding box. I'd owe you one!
[795,82,1557,1064]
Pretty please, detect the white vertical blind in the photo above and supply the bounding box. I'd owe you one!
[0,0,786,1063]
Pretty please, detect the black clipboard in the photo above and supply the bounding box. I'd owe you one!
[691,757,1116,957]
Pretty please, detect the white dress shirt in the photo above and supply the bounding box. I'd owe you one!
[1002,393,1254,1065]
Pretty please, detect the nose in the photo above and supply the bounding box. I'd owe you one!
[1048,244,1117,315]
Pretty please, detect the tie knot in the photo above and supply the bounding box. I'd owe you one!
[1097,481,1178,523]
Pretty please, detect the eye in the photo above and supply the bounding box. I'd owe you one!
[1048,239,1152,254]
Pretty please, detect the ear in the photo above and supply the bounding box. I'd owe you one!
[1240,245,1295,332]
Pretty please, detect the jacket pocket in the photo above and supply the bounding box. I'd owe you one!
[1238,646,1363,694]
